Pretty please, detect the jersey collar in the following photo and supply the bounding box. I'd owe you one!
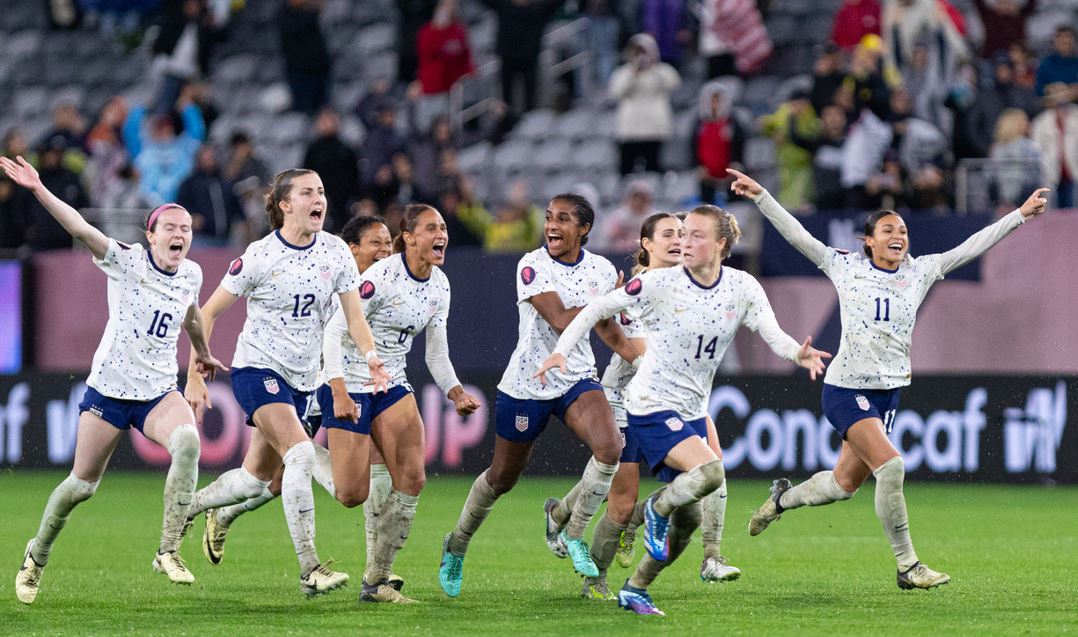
[683,265,722,290]
[275,229,318,251]
[146,250,177,277]
[869,259,900,274]
[545,246,585,266]
[401,252,430,282]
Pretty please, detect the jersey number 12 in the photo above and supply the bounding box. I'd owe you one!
[292,294,316,318]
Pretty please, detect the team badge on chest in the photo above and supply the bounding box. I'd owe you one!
[264,377,280,395]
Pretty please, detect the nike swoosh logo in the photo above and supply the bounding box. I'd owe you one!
[299,508,314,514]
[894,524,909,532]
[674,307,689,314]
[178,500,192,506]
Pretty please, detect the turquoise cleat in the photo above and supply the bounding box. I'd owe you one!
[560,530,599,577]
[438,532,465,597]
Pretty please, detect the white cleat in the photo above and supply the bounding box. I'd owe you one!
[748,478,791,536]
[360,579,418,603]
[202,508,228,565]
[543,497,568,559]
[16,539,44,605]
[700,556,741,582]
[153,550,195,584]
[299,563,349,597]
[897,562,950,590]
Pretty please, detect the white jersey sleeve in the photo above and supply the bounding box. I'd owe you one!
[921,209,1026,279]
[753,191,831,268]
[740,275,803,362]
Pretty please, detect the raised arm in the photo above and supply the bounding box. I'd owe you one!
[339,289,391,392]
[184,286,240,422]
[0,156,109,258]
[729,168,830,266]
[935,188,1048,275]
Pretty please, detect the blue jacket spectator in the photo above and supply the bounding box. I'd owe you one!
[123,102,205,205]
[1035,26,1078,96]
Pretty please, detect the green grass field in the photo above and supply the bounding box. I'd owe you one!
[1,471,1076,636]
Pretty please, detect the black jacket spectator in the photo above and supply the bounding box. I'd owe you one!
[476,0,567,115]
[358,95,409,185]
[279,0,332,116]
[152,0,223,77]
[28,142,90,250]
[967,59,1039,158]
[176,145,244,243]
[0,177,33,249]
[396,0,439,83]
[303,109,361,231]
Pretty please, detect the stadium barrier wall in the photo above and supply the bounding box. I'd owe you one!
[1,372,1073,484]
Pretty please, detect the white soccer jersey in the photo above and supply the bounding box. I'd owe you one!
[221,230,359,391]
[322,253,460,395]
[555,266,801,420]
[498,247,617,400]
[755,191,1027,389]
[600,307,648,427]
[86,239,202,400]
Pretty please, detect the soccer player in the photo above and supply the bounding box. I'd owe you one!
[183,169,391,597]
[536,205,829,615]
[438,193,640,597]
[320,204,480,603]
[728,168,1049,590]
[3,155,226,604]
[199,216,393,568]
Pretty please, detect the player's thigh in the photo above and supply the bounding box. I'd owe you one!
[831,441,872,492]
[705,416,723,460]
[606,462,640,524]
[242,427,284,481]
[372,394,426,494]
[369,444,386,466]
[663,435,719,474]
[562,390,621,463]
[328,428,372,507]
[71,412,125,482]
[252,402,310,457]
[487,435,536,494]
[844,417,900,472]
[141,391,198,448]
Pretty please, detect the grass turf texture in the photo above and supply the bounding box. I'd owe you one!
[1,472,1076,636]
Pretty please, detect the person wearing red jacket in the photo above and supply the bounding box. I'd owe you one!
[831,0,881,51]
[417,0,475,95]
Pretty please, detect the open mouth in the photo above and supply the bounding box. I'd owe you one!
[547,233,563,250]
[310,208,324,221]
[667,247,682,257]
[432,241,446,257]
[887,241,904,254]
[168,241,184,256]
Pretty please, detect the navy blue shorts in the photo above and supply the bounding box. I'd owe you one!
[495,378,604,443]
[628,410,708,483]
[231,367,311,427]
[316,383,414,435]
[78,386,178,434]
[822,383,901,438]
[619,426,644,464]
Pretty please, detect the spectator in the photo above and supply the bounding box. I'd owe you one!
[435,180,484,247]
[85,96,128,152]
[760,90,818,211]
[790,104,849,211]
[185,82,220,133]
[358,96,409,186]
[811,43,846,114]
[476,0,567,118]
[39,100,88,175]
[395,0,439,84]
[98,163,151,245]
[150,0,224,114]
[123,97,205,205]
[862,149,908,210]
[641,0,691,67]
[705,0,773,75]
[279,0,332,116]
[458,178,543,252]
[176,143,244,245]
[901,42,949,134]
[881,0,967,84]
[302,107,361,230]
[389,153,431,208]
[989,108,1044,213]
[841,106,893,209]
[582,0,622,85]
[26,135,90,250]
[907,163,949,213]
[967,56,1039,158]
[416,0,474,96]
[1009,42,1037,90]
[1030,83,1078,208]
[411,115,456,196]
[943,60,981,161]
[694,80,745,205]
[84,97,131,207]
[0,172,33,249]
[698,0,736,78]
[609,33,681,175]
[223,131,271,239]
[1035,26,1078,97]
[888,87,948,179]
[831,0,881,51]
[843,35,891,119]
[2,128,32,160]
[593,178,659,253]
[973,0,1037,59]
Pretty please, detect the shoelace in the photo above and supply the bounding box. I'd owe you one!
[444,555,463,579]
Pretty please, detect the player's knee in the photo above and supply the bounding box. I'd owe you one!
[168,424,200,465]
[591,439,621,466]
[698,459,725,494]
[485,467,519,496]
[397,467,426,496]
[64,475,99,505]
[873,455,905,487]
[283,440,315,466]
[606,496,636,524]
[336,485,369,509]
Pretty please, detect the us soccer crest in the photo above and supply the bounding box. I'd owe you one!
[855,394,870,411]
[665,417,684,431]
[515,414,529,432]
[264,378,280,395]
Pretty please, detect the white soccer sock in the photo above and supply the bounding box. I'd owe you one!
[777,470,855,511]
[159,424,200,553]
[551,479,583,527]
[566,457,619,539]
[30,474,98,565]
[311,443,335,499]
[589,513,627,576]
[364,463,392,569]
[653,460,725,517]
[215,487,276,527]
[629,501,702,587]
[700,480,727,560]
[191,467,270,515]
[447,470,500,556]
[281,441,320,574]
[873,456,919,572]
[366,490,418,584]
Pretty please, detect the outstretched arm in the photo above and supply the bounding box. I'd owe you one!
[745,278,831,379]
[728,168,830,266]
[0,156,109,258]
[935,188,1049,275]
[535,290,635,384]
[593,317,642,366]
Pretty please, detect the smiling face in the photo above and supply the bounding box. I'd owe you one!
[146,206,193,270]
[864,212,908,267]
[680,213,726,270]
[279,172,327,235]
[404,208,449,266]
[642,216,683,268]
[350,223,392,272]
[545,198,589,260]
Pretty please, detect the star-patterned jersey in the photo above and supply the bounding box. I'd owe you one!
[222,230,360,392]
[555,266,801,421]
[498,247,617,400]
[322,253,459,394]
[86,239,202,400]
[754,191,1028,389]
[600,305,648,427]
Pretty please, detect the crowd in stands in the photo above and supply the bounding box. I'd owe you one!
[3,0,1077,256]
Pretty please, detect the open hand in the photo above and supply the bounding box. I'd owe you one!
[534,353,568,386]
[0,156,43,192]
[796,336,832,381]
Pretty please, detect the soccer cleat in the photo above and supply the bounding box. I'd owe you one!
[700,556,741,582]
[202,508,228,565]
[152,550,195,584]
[581,576,617,601]
[642,496,670,562]
[561,530,599,577]
[178,513,196,545]
[897,562,950,590]
[15,539,44,605]
[299,563,349,597]
[543,497,568,558]
[360,579,418,603]
[748,478,792,536]
[387,573,406,591]
[614,527,636,568]
[617,581,665,616]
[438,532,465,597]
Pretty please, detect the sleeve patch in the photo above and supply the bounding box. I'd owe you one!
[832,248,850,255]
[625,277,643,296]
[228,257,243,276]
[520,266,537,285]
[117,242,131,251]
[359,280,376,299]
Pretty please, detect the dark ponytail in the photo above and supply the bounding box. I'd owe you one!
[862,209,902,257]
[551,193,595,245]
[633,212,680,274]
[393,203,437,253]
[264,168,315,230]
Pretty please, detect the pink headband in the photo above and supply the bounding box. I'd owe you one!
[147,203,187,230]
